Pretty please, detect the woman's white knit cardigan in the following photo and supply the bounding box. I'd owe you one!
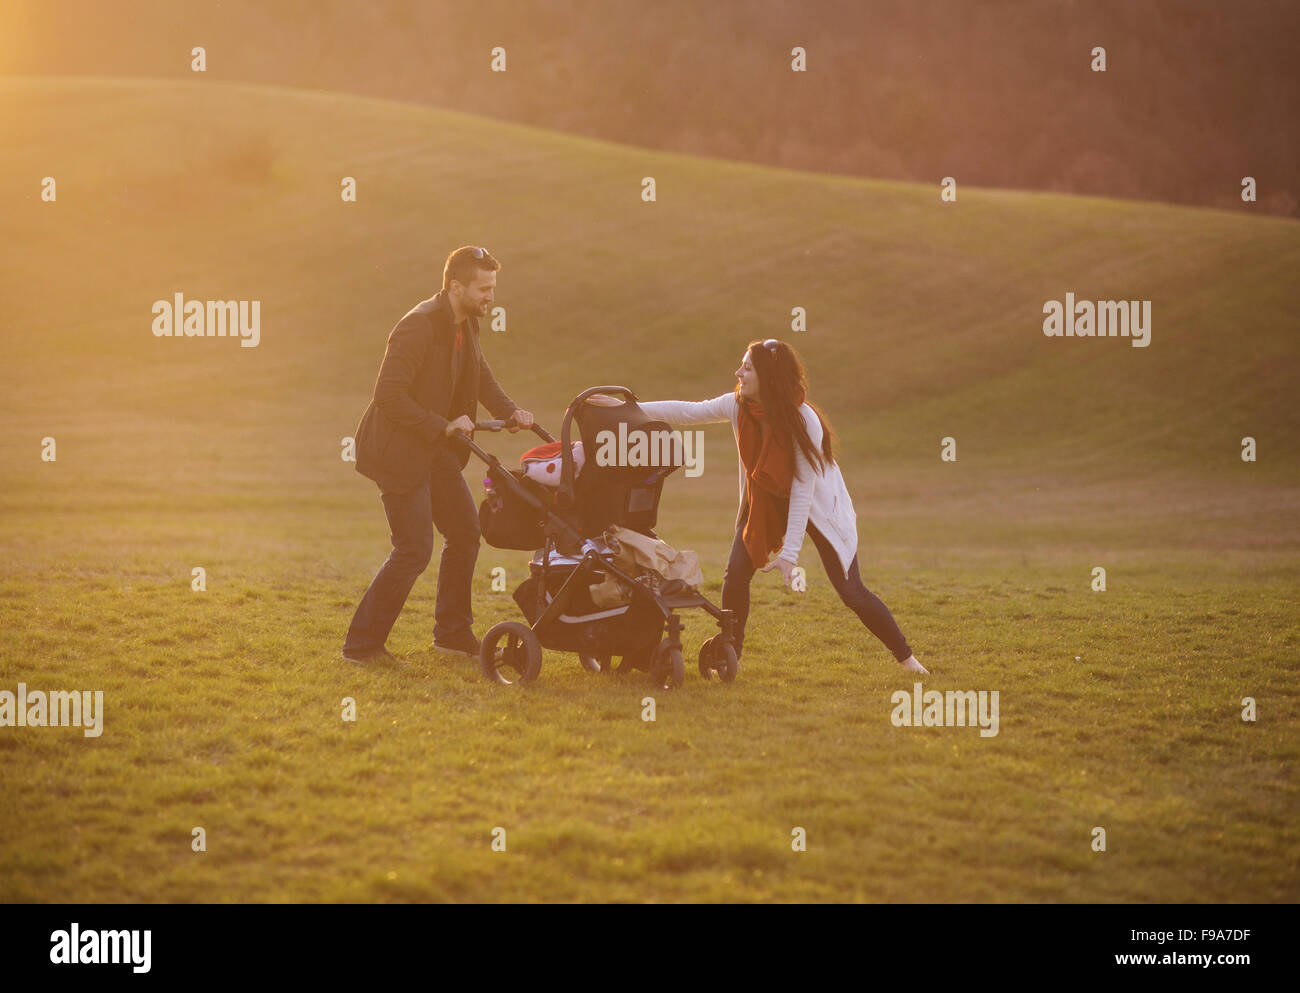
[637,394,859,578]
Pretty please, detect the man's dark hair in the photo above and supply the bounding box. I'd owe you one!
[443,246,501,292]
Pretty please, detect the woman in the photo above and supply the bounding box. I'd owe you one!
[638,338,928,674]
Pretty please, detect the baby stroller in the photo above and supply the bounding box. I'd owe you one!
[458,386,741,689]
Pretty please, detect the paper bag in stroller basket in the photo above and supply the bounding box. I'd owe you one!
[588,525,704,608]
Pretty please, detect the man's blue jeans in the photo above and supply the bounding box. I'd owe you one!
[344,449,480,653]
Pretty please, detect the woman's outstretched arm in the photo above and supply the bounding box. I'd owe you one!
[637,394,736,426]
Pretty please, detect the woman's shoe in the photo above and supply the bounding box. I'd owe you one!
[899,654,929,675]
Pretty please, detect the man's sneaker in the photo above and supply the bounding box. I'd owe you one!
[341,646,402,666]
[899,654,930,675]
[433,631,482,658]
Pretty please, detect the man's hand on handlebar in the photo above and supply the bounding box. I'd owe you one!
[507,409,534,433]
[445,415,476,438]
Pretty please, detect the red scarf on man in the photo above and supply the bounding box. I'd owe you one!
[737,388,805,569]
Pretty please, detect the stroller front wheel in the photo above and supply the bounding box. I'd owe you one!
[698,636,740,683]
[650,642,685,691]
[481,621,543,685]
[718,642,739,683]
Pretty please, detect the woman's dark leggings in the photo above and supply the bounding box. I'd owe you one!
[722,516,913,663]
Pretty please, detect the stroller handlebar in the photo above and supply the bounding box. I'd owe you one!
[459,420,556,444]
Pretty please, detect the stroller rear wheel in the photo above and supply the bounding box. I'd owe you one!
[481,621,543,685]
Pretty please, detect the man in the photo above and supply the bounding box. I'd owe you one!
[343,246,533,664]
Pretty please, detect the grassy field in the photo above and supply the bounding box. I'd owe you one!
[0,76,1297,902]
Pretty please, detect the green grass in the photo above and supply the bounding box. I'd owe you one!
[0,76,1297,902]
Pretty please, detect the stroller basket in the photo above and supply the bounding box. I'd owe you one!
[479,466,553,551]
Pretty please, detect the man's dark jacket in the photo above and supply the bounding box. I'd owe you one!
[354,291,517,493]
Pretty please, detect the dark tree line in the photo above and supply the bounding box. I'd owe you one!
[11,0,1297,215]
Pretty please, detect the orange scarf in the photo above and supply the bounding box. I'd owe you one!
[736,389,804,568]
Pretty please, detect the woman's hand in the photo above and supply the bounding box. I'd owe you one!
[761,556,796,588]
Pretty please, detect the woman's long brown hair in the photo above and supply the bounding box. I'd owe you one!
[736,339,836,473]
